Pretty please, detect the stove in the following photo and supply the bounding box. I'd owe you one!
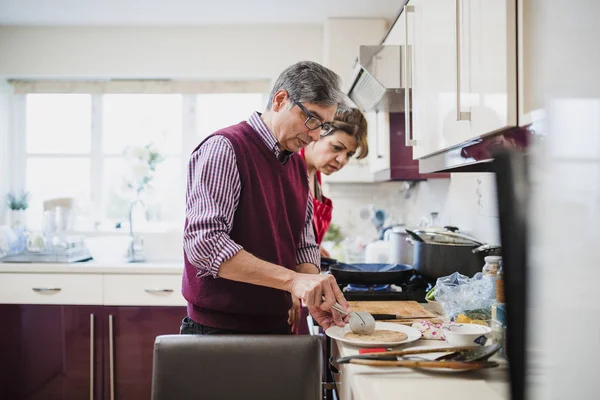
[338,275,435,303]
[338,274,435,302]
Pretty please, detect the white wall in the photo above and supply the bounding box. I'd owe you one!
[325,172,500,247]
[0,25,323,79]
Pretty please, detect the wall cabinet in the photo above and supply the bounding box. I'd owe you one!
[390,0,517,160]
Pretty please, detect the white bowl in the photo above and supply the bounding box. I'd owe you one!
[441,323,492,346]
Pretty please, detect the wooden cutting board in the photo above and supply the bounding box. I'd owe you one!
[348,301,441,324]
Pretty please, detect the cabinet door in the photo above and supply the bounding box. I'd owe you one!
[367,111,391,176]
[409,0,473,159]
[468,0,517,135]
[104,306,186,400]
[0,304,103,400]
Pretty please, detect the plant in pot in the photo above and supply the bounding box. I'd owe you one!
[5,191,30,228]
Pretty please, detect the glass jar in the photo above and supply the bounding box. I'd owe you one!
[482,255,502,275]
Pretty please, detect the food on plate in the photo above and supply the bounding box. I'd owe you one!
[344,330,408,343]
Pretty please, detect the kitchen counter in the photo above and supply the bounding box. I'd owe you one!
[333,339,509,400]
[330,303,510,400]
[0,260,184,274]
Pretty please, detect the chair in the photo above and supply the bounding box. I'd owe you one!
[151,334,323,400]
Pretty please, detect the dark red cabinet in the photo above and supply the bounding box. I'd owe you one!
[0,304,185,400]
[104,306,185,400]
[389,112,450,180]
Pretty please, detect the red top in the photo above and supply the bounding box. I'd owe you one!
[300,148,333,244]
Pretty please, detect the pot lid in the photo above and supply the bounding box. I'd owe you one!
[412,227,482,246]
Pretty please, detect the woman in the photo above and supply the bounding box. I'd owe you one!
[301,107,369,257]
[290,107,369,333]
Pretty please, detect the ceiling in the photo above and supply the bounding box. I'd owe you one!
[0,0,400,26]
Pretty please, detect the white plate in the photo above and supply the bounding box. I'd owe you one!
[325,321,422,347]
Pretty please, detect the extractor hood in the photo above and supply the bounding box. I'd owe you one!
[347,45,407,113]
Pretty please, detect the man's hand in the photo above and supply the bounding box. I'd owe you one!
[308,305,350,330]
[288,273,349,328]
[288,295,302,333]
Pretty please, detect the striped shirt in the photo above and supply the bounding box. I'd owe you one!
[184,112,320,278]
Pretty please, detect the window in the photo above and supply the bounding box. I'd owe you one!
[15,90,266,232]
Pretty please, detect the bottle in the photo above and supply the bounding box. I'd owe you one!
[496,262,505,303]
[482,255,502,300]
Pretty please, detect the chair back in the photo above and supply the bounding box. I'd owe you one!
[151,334,323,400]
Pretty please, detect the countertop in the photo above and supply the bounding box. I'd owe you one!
[331,303,510,400]
[0,260,184,274]
[334,339,509,400]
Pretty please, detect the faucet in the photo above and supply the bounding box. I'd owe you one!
[127,198,146,263]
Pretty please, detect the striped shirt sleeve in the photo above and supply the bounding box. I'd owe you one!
[296,193,320,268]
[183,135,243,278]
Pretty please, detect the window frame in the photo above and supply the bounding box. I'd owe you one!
[9,85,268,232]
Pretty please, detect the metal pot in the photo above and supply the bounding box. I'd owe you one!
[408,227,501,279]
[383,226,414,266]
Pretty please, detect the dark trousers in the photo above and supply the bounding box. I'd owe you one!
[180,316,291,335]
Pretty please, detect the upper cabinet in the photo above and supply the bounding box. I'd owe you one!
[395,0,517,160]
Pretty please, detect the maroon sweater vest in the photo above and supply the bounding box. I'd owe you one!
[182,121,309,332]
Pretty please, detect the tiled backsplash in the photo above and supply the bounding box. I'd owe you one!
[325,172,501,246]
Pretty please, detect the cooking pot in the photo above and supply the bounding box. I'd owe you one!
[382,225,414,266]
[323,258,414,285]
[408,227,501,279]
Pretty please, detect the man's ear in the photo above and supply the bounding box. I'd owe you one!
[271,90,289,112]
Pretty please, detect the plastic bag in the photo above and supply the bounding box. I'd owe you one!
[433,272,495,320]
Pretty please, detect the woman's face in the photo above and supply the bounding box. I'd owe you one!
[311,131,359,175]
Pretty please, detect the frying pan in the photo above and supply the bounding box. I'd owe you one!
[325,258,414,285]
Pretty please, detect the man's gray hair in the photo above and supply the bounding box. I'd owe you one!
[267,61,346,110]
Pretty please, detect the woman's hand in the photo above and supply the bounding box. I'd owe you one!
[288,295,302,333]
[319,245,331,258]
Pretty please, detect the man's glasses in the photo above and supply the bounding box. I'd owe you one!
[291,98,334,136]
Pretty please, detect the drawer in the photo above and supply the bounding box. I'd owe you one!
[0,273,103,304]
[103,274,185,306]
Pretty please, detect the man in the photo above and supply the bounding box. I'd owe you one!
[181,61,350,335]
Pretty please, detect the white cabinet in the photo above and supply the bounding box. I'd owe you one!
[404,0,517,159]
[468,0,517,136]
[366,111,391,176]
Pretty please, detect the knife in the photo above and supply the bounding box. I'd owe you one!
[371,314,434,320]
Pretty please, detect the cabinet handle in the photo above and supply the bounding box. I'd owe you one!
[32,287,61,293]
[455,0,471,121]
[109,314,115,400]
[90,313,94,400]
[404,5,416,146]
[144,288,174,294]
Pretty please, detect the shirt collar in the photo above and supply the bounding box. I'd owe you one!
[246,111,292,165]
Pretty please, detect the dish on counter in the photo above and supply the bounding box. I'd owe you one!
[441,323,492,347]
[326,321,421,347]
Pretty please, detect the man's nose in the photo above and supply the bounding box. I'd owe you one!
[307,130,320,142]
